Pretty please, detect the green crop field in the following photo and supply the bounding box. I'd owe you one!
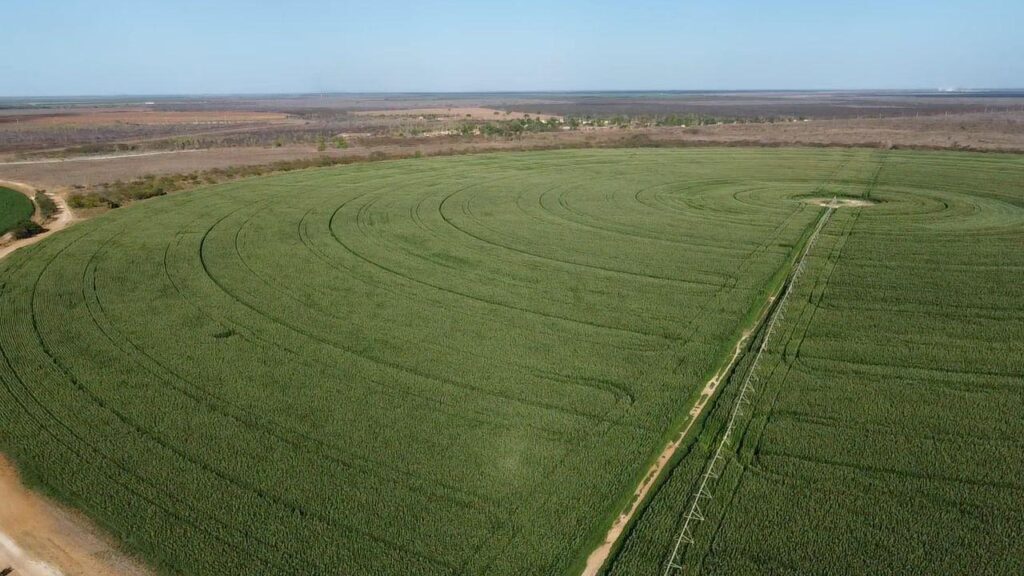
[0,186,34,236]
[607,151,1024,575]
[0,148,1021,575]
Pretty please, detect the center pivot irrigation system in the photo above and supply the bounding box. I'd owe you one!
[662,200,837,576]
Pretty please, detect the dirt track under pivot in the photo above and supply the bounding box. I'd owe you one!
[581,328,756,576]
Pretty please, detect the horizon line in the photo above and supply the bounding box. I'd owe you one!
[3,87,1024,101]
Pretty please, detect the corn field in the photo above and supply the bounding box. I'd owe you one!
[0,148,1021,574]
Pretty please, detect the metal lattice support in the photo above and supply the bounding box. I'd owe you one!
[662,202,835,576]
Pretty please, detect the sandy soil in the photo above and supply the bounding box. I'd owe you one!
[581,328,756,576]
[0,180,76,260]
[804,197,877,208]
[0,456,150,576]
[0,149,208,166]
[0,184,141,576]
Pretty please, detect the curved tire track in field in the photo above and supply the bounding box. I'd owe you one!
[200,194,628,425]
[7,220,290,573]
[1,149,931,576]
[330,188,675,343]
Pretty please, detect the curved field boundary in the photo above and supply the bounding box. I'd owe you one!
[0,180,75,261]
[6,149,964,576]
[0,185,33,236]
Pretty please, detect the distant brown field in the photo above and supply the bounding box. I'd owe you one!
[3,111,1023,190]
[0,109,291,127]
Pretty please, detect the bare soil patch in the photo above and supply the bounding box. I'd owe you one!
[803,197,877,208]
[0,455,150,576]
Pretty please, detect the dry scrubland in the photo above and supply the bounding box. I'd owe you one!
[2,109,1023,193]
[0,148,1022,574]
[351,107,558,121]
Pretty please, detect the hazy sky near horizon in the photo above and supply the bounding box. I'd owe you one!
[2,0,1022,96]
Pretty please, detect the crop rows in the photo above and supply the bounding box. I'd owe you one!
[2,148,1019,574]
[0,185,34,236]
[606,150,1024,575]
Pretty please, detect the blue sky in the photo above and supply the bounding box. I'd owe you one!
[2,0,1021,96]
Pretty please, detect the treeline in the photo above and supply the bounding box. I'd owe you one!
[68,152,385,209]
[66,127,925,213]
[61,135,634,211]
[25,129,355,159]
[458,117,564,137]
[451,113,803,138]
[9,220,45,239]
[575,113,803,128]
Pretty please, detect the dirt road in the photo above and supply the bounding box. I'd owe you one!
[580,328,757,576]
[582,203,846,576]
[0,456,150,576]
[0,149,206,166]
[0,180,75,261]
[0,182,130,575]
[0,180,145,575]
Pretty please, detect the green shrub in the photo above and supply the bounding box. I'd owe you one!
[34,190,58,220]
[9,219,45,239]
[68,193,114,209]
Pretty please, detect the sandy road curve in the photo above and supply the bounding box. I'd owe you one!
[0,180,76,261]
[0,457,151,576]
[0,184,135,574]
[0,149,206,167]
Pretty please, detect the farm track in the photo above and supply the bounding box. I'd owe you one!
[584,191,835,576]
[653,153,882,575]
[661,197,836,576]
[0,149,208,166]
[605,151,1024,575]
[0,180,76,261]
[0,455,152,576]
